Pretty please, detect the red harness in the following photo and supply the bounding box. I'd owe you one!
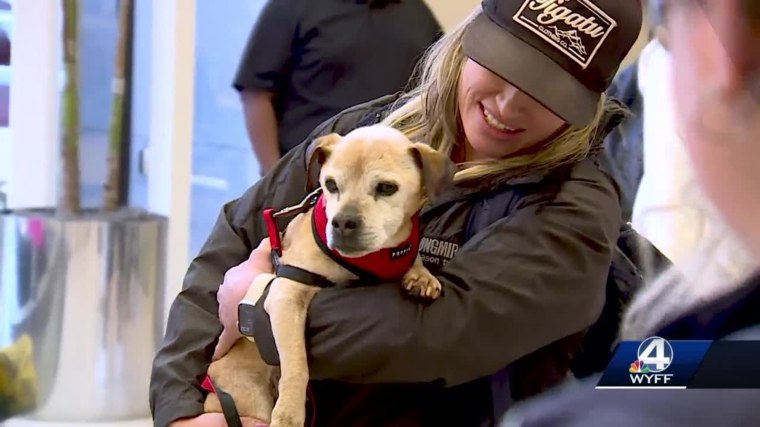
[263,188,420,283]
[310,194,420,282]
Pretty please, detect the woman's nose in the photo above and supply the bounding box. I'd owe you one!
[495,85,530,117]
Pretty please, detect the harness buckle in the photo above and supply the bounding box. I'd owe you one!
[263,188,323,259]
[271,188,323,219]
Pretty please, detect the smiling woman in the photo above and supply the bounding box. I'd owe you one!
[383,1,629,182]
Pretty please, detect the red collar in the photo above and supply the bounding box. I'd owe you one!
[311,195,420,282]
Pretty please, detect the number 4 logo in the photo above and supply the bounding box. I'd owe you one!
[637,337,674,373]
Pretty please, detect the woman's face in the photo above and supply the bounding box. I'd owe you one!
[667,0,760,261]
[458,58,566,160]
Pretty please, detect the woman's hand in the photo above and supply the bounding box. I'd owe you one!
[170,413,267,427]
[212,238,273,360]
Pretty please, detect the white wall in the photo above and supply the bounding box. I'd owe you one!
[6,0,61,209]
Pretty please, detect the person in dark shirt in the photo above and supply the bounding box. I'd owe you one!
[233,0,441,174]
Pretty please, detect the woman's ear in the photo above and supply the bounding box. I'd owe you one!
[409,142,456,202]
[305,133,342,190]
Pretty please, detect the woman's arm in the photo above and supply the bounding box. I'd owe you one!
[299,162,622,386]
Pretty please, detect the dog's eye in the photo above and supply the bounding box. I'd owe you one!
[375,182,398,197]
[324,178,339,194]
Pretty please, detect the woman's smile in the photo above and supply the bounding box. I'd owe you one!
[479,102,526,138]
[459,59,566,160]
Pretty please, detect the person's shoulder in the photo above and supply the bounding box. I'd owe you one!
[543,160,622,219]
[489,159,619,211]
[658,273,760,340]
[411,1,444,35]
[563,159,619,194]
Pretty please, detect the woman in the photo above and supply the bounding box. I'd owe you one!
[150,0,643,426]
[514,0,760,425]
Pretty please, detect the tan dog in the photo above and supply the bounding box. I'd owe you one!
[204,125,455,426]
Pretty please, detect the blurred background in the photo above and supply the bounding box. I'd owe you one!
[0,1,651,425]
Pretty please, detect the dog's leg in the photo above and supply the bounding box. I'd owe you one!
[202,273,281,420]
[265,280,318,427]
[204,339,276,420]
[402,254,442,299]
[246,272,277,306]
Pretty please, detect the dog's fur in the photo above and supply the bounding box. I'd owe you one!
[204,125,455,426]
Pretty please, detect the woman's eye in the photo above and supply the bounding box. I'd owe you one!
[375,182,398,197]
[325,178,339,194]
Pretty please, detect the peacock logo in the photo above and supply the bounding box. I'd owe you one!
[629,360,651,374]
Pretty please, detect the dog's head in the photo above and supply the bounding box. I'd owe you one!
[306,124,455,257]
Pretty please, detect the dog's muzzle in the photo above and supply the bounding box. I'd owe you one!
[328,209,369,254]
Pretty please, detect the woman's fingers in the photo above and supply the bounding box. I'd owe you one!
[213,239,275,361]
[250,238,274,274]
[212,327,241,361]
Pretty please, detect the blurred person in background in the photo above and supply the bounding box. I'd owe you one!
[234,0,441,175]
[629,0,755,320]
[510,0,760,425]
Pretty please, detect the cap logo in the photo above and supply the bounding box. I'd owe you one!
[513,0,617,69]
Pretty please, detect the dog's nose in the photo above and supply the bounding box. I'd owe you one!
[331,214,361,235]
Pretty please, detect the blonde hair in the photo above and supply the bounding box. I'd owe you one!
[383,7,624,183]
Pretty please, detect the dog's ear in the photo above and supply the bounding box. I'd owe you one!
[305,133,342,190]
[409,143,456,202]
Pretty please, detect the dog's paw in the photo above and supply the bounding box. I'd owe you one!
[402,268,442,300]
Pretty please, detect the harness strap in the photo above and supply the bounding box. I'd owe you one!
[201,376,243,427]
[234,278,319,427]
[275,264,335,288]
[262,188,336,288]
[238,278,280,365]
[203,374,318,427]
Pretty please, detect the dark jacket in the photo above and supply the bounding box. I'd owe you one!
[518,273,760,427]
[150,93,629,427]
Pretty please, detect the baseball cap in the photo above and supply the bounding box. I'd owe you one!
[463,0,643,126]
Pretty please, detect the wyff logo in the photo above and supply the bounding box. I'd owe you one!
[628,337,674,385]
[597,337,712,389]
